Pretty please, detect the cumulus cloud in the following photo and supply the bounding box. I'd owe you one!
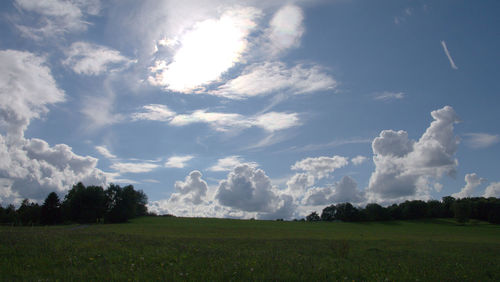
[63,42,135,75]
[165,155,194,168]
[148,6,261,93]
[169,170,208,205]
[110,162,159,174]
[285,172,315,198]
[149,165,295,219]
[351,155,367,165]
[452,173,487,198]
[216,164,283,214]
[367,106,460,203]
[0,50,65,136]
[0,49,106,204]
[484,182,500,198]
[13,0,100,39]
[212,62,337,99]
[463,133,500,149]
[132,105,300,133]
[291,155,349,179]
[303,176,365,206]
[208,156,257,172]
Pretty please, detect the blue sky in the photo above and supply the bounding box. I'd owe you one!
[1,0,499,219]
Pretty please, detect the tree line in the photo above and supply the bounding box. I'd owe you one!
[304,196,500,224]
[0,182,148,225]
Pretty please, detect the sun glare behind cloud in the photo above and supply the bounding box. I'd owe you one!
[149,7,261,93]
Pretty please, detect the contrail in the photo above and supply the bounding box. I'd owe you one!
[441,40,458,70]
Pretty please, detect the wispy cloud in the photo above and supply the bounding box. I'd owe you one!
[165,155,194,168]
[110,162,160,174]
[283,138,372,153]
[211,62,337,100]
[95,145,117,159]
[351,155,368,165]
[373,91,405,101]
[208,156,257,172]
[441,40,458,70]
[63,42,135,76]
[464,133,500,148]
[132,105,301,133]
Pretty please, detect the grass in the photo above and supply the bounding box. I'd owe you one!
[1,217,499,281]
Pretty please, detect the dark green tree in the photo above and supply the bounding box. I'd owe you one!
[364,203,389,221]
[41,192,62,225]
[321,205,336,221]
[17,199,41,225]
[442,196,456,218]
[335,203,360,222]
[453,200,471,224]
[63,182,106,223]
[306,211,320,222]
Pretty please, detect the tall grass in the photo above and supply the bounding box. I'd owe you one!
[1,217,499,280]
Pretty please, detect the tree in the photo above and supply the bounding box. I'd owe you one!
[442,196,456,218]
[41,192,62,225]
[63,182,106,223]
[453,200,471,224]
[17,199,41,225]
[321,205,336,221]
[401,200,428,220]
[364,203,389,221]
[427,200,445,218]
[335,203,360,222]
[306,211,320,222]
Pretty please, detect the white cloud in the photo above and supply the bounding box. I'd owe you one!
[63,42,134,76]
[452,173,487,198]
[441,40,458,70]
[169,170,208,205]
[0,50,65,136]
[463,133,500,149]
[148,7,261,93]
[373,91,405,101]
[266,4,304,55]
[291,155,349,179]
[95,145,117,159]
[14,0,100,39]
[351,155,367,165]
[110,162,159,174]
[367,106,460,203]
[170,110,251,132]
[212,62,337,99]
[132,105,301,133]
[208,156,257,172]
[484,182,500,198]
[253,112,300,132]
[81,93,124,130]
[0,137,107,204]
[285,172,315,198]
[131,104,176,122]
[165,155,194,168]
[0,49,108,204]
[215,164,280,213]
[302,176,365,206]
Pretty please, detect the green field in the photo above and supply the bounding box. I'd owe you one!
[1,217,499,281]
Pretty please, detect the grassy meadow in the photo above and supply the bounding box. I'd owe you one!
[1,217,499,281]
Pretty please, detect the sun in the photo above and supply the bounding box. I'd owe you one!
[149,7,261,93]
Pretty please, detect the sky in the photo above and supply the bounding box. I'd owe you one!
[0,0,499,219]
